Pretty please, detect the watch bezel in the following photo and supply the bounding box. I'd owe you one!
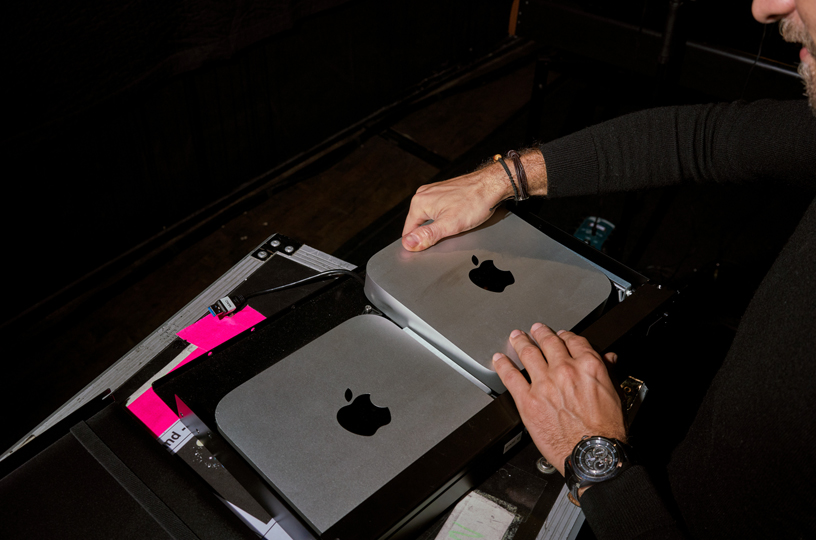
[564,436,631,507]
[571,436,625,482]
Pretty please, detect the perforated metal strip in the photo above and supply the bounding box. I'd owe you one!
[536,485,584,540]
[280,244,356,272]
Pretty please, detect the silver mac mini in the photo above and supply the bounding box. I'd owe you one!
[364,209,612,393]
[215,315,492,535]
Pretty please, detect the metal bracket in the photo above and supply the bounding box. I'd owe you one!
[253,233,303,261]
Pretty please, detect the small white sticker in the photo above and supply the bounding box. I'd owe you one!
[159,420,192,454]
[221,296,236,311]
[503,430,523,454]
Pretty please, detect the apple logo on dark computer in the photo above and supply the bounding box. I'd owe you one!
[336,388,391,436]
[469,255,515,293]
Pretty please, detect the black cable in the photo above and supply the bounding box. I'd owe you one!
[208,269,363,317]
[244,269,363,299]
[741,23,768,99]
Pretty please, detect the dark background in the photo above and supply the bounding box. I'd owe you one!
[2,0,803,331]
[2,0,808,472]
[3,0,511,327]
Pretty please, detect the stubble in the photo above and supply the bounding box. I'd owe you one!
[780,17,816,115]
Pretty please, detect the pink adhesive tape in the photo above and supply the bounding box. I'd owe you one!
[128,305,266,436]
[177,306,266,351]
[127,389,181,437]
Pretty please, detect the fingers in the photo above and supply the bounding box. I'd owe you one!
[401,192,465,251]
[401,218,428,241]
[402,199,431,237]
[508,328,550,380]
[492,353,530,396]
[510,324,606,371]
[557,330,602,362]
[401,169,506,251]
[402,218,454,251]
[529,323,571,367]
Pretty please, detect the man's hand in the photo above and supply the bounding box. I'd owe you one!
[402,150,547,251]
[401,165,511,251]
[493,323,625,476]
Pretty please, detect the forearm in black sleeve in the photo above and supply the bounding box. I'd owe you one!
[580,466,688,540]
[540,99,816,199]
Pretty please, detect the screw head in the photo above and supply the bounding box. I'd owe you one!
[536,456,556,474]
[284,245,295,254]
[257,250,269,259]
[270,239,281,247]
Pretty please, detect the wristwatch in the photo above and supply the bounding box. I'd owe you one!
[564,436,632,506]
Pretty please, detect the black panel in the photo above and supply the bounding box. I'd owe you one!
[153,274,370,423]
[121,252,348,406]
[0,404,258,540]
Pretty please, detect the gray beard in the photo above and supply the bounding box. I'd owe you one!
[780,18,816,116]
[798,59,816,116]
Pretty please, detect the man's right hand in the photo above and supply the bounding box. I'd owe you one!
[492,323,625,477]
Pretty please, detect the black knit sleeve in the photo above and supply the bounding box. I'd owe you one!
[539,100,814,539]
[540,100,816,199]
[579,466,688,540]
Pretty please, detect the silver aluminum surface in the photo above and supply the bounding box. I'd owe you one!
[365,210,611,393]
[216,314,493,533]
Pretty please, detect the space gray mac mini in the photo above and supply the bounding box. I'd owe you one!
[364,209,612,393]
[215,315,493,535]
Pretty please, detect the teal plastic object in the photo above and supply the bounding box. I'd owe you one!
[574,216,615,250]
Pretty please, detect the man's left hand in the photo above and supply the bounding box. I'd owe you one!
[401,165,510,251]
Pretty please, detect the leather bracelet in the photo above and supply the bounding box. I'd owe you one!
[507,150,530,200]
[492,154,519,201]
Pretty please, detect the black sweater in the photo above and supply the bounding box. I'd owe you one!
[539,100,816,539]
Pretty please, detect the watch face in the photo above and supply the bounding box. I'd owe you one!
[573,437,621,480]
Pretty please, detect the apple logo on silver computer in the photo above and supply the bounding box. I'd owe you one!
[469,255,515,293]
[336,388,391,436]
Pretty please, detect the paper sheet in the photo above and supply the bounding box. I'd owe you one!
[435,491,517,540]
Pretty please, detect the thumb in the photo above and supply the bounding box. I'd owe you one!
[603,351,619,365]
[402,219,456,251]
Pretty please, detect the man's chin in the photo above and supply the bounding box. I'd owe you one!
[799,60,816,117]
